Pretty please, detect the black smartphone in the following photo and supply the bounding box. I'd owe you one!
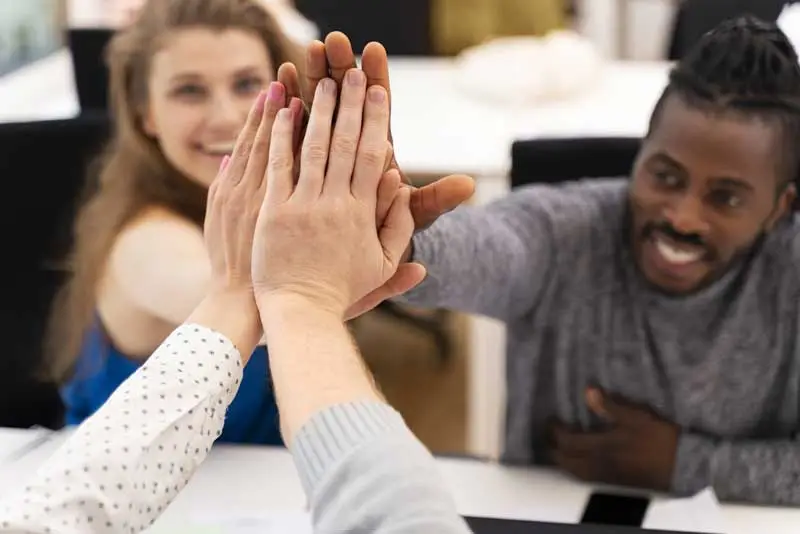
[580,491,651,526]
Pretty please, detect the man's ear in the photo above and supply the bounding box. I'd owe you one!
[767,182,796,230]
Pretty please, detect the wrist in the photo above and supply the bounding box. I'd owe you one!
[187,289,261,362]
[256,290,343,325]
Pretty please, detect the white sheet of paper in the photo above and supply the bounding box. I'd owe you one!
[0,427,52,465]
[642,488,725,533]
[147,512,312,534]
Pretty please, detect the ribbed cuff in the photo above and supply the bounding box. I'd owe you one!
[672,432,717,496]
[289,401,408,496]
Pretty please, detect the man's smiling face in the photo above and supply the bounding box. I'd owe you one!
[629,93,795,295]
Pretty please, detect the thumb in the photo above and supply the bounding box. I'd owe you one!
[344,263,427,321]
[586,388,641,424]
[379,186,414,268]
[410,174,476,230]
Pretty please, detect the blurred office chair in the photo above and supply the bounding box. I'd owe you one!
[67,28,113,114]
[294,0,433,55]
[0,115,110,429]
[667,0,789,60]
[510,137,641,189]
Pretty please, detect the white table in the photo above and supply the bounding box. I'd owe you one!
[0,47,671,458]
[1,428,799,533]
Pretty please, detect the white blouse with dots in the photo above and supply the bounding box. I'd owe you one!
[0,323,471,534]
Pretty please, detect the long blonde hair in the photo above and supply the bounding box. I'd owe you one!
[45,0,300,383]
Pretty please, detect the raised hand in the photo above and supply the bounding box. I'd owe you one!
[277,32,476,230]
[204,83,298,296]
[252,70,426,316]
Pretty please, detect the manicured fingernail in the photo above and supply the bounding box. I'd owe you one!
[346,69,364,85]
[321,78,336,94]
[219,155,230,172]
[368,86,385,103]
[267,81,284,102]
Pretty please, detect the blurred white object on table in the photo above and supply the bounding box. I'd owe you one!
[453,31,604,106]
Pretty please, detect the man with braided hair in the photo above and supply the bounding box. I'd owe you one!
[395,15,800,504]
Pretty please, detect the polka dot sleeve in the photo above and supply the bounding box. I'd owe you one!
[0,323,244,534]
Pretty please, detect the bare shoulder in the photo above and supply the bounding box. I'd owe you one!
[114,206,203,255]
[100,205,210,325]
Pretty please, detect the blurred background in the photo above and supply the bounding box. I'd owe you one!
[0,0,795,460]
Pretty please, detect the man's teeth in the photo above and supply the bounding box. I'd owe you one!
[201,142,235,155]
[655,238,702,265]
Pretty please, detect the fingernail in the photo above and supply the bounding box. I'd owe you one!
[277,107,293,123]
[267,81,284,102]
[321,78,336,94]
[346,69,364,85]
[368,86,385,103]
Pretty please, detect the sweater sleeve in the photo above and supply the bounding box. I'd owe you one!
[673,432,800,504]
[398,186,558,322]
[290,401,473,533]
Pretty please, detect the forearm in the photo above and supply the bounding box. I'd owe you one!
[673,432,800,504]
[258,294,381,443]
[186,290,262,363]
[399,197,553,321]
[0,317,246,533]
[259,294,469,533]
[292,401,472,534]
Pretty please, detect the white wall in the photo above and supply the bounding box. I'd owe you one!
[0,1,62,76]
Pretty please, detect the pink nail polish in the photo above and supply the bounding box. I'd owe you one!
[219,155,230,172]
[267,81,285,102]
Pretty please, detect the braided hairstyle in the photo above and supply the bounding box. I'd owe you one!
[648,15,800,188]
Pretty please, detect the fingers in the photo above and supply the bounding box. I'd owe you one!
[304,40,327,102]
[361,42,391,105]
[351,86,390,202]
[225,90,267,187]
[409,174,476,230]
[343,263,427,321]
[264,108,296,206]
[323,69,366,196]
[379,185,414,269]
[296,78,337,199]
[204,155,229,222]
[376,166,401,227]
[277,62,302,104]
[550,424,612,456]
[242,82,287,195]
[324,32,357,87]
[585,388,611,421]
[289,97,305,153]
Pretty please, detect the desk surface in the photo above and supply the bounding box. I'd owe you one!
[0,49,670,178]
[1,428,798,533]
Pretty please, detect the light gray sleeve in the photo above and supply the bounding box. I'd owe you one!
[672,433,800,504]
[400,187,557,322]
[290,401,473,534]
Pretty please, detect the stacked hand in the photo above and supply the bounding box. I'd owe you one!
[204,66,427,323]
[276,32,476,315]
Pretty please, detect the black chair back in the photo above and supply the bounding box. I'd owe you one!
[510,137,641,189]
[667,0,789,60]
[0,115,111,429]
[295,0,433,56]
[68,28,114,114]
